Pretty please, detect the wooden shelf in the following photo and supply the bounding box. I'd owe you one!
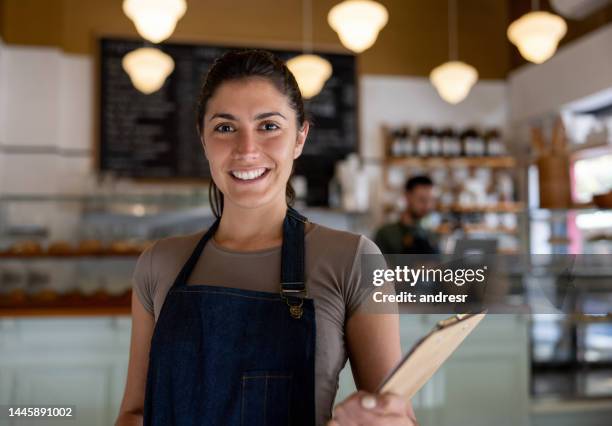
[384,202,524,214]
[385,156,516,168]
[463,225,519,235]
[0,306,131,317]
[0,289,132,317]
[0,252,142,259]
[440,202,525,213]
[435,225,518,235]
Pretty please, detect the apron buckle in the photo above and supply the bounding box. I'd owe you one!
[288,302,303,319]
[281,295,304,319]
[280,288,306,319]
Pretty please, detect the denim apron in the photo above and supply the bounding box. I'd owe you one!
[143,206,316,426]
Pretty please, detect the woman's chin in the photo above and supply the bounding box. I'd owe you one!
[223,187,280,210]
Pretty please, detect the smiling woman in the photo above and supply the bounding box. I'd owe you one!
[115,50,417,426]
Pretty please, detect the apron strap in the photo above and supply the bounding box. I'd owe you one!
[280,206,308,319]
[171,217,220,289]
[280,206,307,294]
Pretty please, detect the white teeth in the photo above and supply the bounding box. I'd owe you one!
[231,168,267,181]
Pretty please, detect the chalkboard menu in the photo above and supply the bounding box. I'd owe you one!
[99,38,357,205]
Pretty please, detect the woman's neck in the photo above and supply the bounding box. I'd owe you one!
[214,198,287,251]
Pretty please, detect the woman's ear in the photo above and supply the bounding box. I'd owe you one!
[293,121,310,159]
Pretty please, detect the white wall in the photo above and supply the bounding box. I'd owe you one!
[0,42,93,195]
[508,22,612,128]
[359,76,508,159]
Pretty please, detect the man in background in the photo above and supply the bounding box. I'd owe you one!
[374,175,440,254]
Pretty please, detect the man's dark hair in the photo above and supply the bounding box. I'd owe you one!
[405,175,433,192]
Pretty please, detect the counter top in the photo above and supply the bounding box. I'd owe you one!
[0,289,131,317]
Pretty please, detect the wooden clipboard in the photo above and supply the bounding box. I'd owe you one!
[376,311,487,401]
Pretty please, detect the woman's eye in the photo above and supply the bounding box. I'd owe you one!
[215,124,235,133]
[261,122,280,131]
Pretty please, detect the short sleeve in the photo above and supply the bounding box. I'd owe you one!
[131,240,157,315]
[344,235,396,318]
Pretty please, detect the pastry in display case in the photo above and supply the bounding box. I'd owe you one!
[0,192,214,315]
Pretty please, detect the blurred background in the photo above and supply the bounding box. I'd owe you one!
[0,1,611,425]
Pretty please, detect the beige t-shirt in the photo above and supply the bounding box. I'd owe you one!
[132,222,381,425]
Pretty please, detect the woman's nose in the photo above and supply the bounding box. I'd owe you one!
[233,129,259,159]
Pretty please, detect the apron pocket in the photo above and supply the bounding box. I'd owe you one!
[241,370,293,426]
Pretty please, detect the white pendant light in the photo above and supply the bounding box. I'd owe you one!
[429,0,478,104]
[123,0,187,44]
[507,10,567,64]
[287,54,333,99]
[328,0,388,53]
[122,47,175,94]
[287,0,332,99]
[430,61,478,104]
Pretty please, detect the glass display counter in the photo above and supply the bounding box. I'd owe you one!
[0,192,214,315]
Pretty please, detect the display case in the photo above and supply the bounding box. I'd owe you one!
[0,191,214,315]
[527,208,612,400]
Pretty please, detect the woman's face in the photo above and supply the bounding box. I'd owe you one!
[201,77,308,211]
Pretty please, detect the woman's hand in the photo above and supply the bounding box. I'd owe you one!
[327,391,418,425]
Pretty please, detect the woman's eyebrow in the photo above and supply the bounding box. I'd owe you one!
[254,112,287,120]
[209,112,237,121]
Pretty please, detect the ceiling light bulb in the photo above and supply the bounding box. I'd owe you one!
[123,0,187,43]
[429,61,478,104]
[122,47,175,94]
[286,54,333,99]
[507,11,567,64]
[327,0,388,53]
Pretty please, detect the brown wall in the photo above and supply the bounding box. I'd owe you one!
[0,0,510,79]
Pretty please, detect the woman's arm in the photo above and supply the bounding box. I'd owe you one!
[345,311,416,420]
[346,312,400,391]
[114,291,155,426]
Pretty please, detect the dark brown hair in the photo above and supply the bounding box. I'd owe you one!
[196,49,306,218]
[405,175,433,192]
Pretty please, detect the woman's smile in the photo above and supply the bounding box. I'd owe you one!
[229,167,272,183]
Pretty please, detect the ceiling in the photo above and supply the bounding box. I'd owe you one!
[0,0,610,79]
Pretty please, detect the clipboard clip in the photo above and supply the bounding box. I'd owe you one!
[436,310,488,330]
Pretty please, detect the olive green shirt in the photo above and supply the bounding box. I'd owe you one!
[374,221,440,254]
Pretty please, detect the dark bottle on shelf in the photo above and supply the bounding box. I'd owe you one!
[399,126,413,156]
[484,129,506,156]
[389,128,403,157]
[416,127,433,157]
[389,126,412,157]
[441,127,460,157]
[460,128,484,157]
[473,129,486,156]
[430,128,443,157]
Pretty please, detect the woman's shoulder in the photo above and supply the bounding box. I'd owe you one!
[136,228,208,275]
